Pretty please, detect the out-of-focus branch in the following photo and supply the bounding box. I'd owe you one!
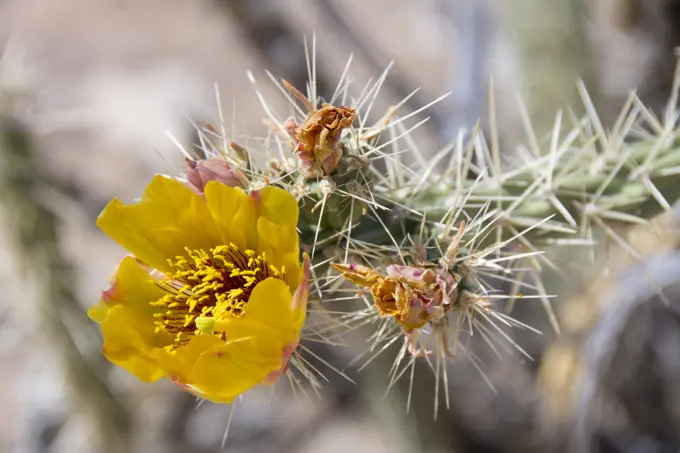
[537,203,680,451]
[438,0,493,140]
[0,115,130,453]
[569,250,680,452]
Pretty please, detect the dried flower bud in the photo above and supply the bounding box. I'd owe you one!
[184,158,248,193]
[292,104,355,178]
[332,262,459,331]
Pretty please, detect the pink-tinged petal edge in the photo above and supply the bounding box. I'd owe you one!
[170,375,206,399]
[262,253,310,385]
[101,278,119,303]
[292,253,310,311]
[261,337,300,385]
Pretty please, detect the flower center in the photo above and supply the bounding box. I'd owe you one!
[151,244,285,352]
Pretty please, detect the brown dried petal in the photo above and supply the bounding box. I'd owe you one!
[293,104,355,177]
[372,278,400,317]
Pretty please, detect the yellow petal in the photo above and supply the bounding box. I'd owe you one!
[100,305,170,382]
[87,301,109,323]
[229,277,304,343]
[252,186,301,284]
[184,276,309,402]
[92,257,176,380]
[97,175,221,272]
[203,182,255,252]
[290,253,311,328]
[256,217,299,284]
[89,256,173,344]
[244,278,295,329]
[280,251,302,292]
[254,186,299,227]
[166,334,225,383]
[205,182,301,288]
[99,256,165,309]
[187,336,283,403]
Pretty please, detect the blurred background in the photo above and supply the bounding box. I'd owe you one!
[2,0,680,452]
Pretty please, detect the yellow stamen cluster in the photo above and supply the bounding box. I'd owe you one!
[151,244,285,352]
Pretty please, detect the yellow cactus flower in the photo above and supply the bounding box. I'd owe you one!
[89,175,310,403]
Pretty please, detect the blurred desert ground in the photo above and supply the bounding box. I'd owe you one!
[1,1,680,453]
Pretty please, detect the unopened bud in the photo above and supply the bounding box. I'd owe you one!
[185,158,249,193]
